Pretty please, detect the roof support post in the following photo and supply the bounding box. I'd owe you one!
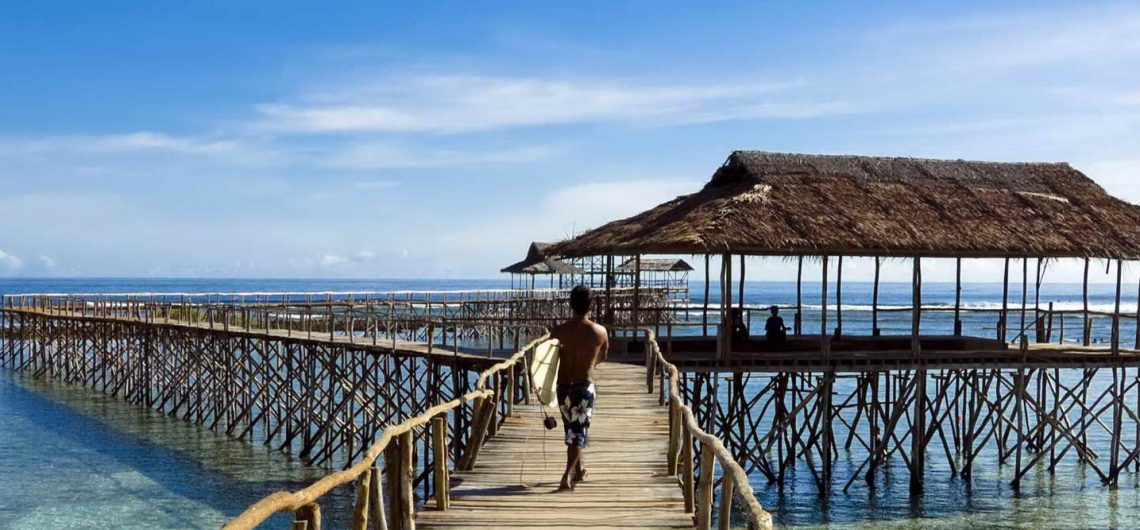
[1134,263,1140,349]
[703,255,711,337]
[604,255,614,327]
[836,256,843,337]
[633,254,642,328]
[1113,259,1122,356]
[1021,258,1029,347]
[911,255,925,494]
[1001,258,1010,343]
[719,253,732,362]
[872,257,881,336]
[1035,258,1043,342]
[954,258,962,336]
[821,255,830,359]
[796,256,804,336]
[912,257,922,356]
[738,255,746,310]
[1083,258,1091,347]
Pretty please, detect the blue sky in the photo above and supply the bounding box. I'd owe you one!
[1,1,1139,281]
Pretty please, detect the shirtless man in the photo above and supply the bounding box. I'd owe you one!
[551,285,608,491]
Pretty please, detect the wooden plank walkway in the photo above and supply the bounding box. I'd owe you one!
[417,362,693,530]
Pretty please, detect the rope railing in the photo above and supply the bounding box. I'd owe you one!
[616,326,774,530]
[223,332,551,530]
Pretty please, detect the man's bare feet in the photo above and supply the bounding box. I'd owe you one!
[558,477,574,491]
[573,468,588,483]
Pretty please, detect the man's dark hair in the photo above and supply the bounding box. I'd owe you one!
[569,285,592,315]
[770,305,779,315]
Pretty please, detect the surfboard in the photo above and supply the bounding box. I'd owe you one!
[530,339,560,409]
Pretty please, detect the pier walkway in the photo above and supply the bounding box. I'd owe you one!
[417,362,693,530]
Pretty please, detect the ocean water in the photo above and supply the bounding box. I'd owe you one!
[1,277,1139,529]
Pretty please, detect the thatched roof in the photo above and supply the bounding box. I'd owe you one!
[615,258,694,272]
[549,151,1140,259]
[501,242,584,275]
[501,258,583,275]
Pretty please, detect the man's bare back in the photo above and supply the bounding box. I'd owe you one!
[552,316,608,384]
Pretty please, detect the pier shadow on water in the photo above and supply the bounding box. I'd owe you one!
[0,372,355,529]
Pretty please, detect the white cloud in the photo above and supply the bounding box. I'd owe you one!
[429,177,702,273]
[254,75,851,134]
[0,249,23,270]
[877,6,1140,71]
[38,255,56,269]
[318,254,349,267]
[0,131,279,165]
[1078,159,1140,203]
[353,179,400,189]
[326,142,557,169]
[297,250,383,269]
[539,179,699,234]
[1115,92,1140,106]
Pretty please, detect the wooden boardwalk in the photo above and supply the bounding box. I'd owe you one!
[417,362,693,530]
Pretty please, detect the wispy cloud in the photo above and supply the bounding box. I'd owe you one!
[875,5,1140,71]
[353,179,400,189]
[431,177,701,272]
[291,250,381,269]
[254,75,852,134]
[324,141,558,169]
[0,249,23,270]
[0,131,280,165]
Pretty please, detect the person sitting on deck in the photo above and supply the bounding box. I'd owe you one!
[551,285,608,491]
[765,305,788,342]
[730,307,749,346]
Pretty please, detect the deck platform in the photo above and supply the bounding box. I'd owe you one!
[416,362,693,530]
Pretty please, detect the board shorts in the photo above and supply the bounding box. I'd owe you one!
[557,382,596,448]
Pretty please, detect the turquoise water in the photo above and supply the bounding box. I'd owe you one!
[0,371,344,529]
[2,278,1140,529]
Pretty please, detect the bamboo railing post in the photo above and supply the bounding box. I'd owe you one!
[386,431,415,530]
[667,399,680,474]
[717,474,735,530]
[489,374,501,437]
[295,503,321,530]
[385,438,404,530]
[399,431,415,530]
[682,424,695,513]
[369,466,388,530]
[460,395,494,470]
[645,331,654,393]
[506,364,516,417]
[432,415,451,510]
[696,444,716,530]
[352,468,371,530]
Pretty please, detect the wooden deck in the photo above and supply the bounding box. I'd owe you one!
[416,362,693,530]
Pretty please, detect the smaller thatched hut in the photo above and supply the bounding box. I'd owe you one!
[500,242,584,289]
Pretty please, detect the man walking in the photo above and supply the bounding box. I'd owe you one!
[551,285,608,491]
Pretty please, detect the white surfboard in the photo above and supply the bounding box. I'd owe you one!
[530,339,561,409]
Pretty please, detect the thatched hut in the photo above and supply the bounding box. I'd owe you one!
[548,151,1140,361]
[500,242,584,289]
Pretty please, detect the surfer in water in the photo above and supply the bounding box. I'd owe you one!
[552,285,608,491]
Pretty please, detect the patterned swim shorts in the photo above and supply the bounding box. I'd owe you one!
[557,382,596,448]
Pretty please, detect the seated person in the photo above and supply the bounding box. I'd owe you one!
[729,307,749,345]
[765,305,788,342]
